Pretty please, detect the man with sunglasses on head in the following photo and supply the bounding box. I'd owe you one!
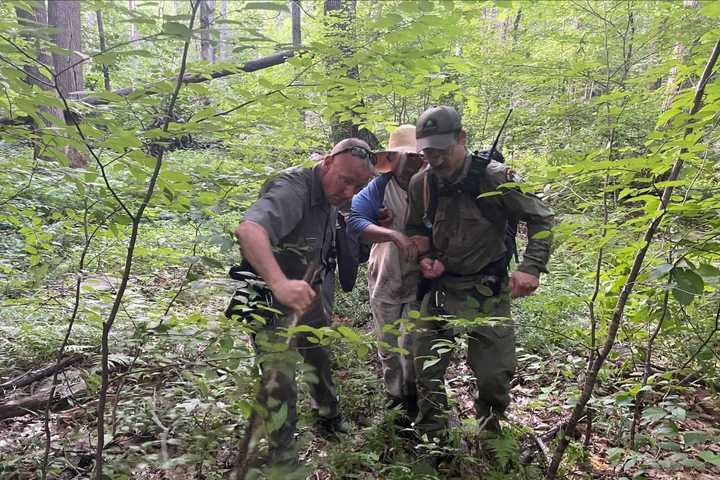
[404,106,554,452]
[347,125,429,427]
[231,138,375,466]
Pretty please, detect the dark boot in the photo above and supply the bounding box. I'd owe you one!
[386,395,418,429]
[313,411,350,437]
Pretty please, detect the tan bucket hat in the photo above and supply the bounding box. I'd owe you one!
[374,124,417,172]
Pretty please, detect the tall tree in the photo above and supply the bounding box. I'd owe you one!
[218,0,228,60]
[96,9,111,90]
[47,0,86,168]
[14,1,51,90]
[47,0,83,99]
[128,0,139,42]
[323,0,361,144]
[291,0,301,48]
[200,0,215,62]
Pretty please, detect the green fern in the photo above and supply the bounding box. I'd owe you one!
[486,431,520,471]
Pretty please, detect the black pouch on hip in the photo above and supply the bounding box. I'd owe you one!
[225,261,277,326]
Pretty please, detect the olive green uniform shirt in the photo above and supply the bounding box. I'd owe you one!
[243,164,337,282]
[405,153,553,277]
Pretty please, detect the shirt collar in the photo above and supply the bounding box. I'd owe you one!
[311,163,328,207]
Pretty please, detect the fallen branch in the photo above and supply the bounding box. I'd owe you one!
[0,49,296,126]
[0,391,75,421]
[0,354,84,395]
[79,50,295,106]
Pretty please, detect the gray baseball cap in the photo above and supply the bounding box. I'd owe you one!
[415,105,461,151]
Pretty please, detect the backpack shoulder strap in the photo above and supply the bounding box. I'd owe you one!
[422,171,438,230]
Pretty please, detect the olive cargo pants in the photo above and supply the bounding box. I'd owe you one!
[229,272,339,458]
[412,279,516,438]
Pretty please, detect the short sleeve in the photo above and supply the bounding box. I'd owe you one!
[347,174,390,237]
[243,177,306,245]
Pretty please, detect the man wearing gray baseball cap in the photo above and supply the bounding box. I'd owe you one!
[405,105,554,450]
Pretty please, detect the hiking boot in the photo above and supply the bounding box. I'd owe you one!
[386,396,418,429]
[313,411,351,436]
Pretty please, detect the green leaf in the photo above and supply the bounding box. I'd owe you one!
[219,335,234,351]
[531,230,552,240]
[423,357,443,370]
[337,325,362,343]
[269,403,288,432]
[698,451,720,466]
[163,22,192,39]
[683,431,711,446]
[476,191,503,198]
[671,268,704,305]
[697,263,720,285]
[700,1,720,18]
[648,263,673,281]
[642,407,667,422]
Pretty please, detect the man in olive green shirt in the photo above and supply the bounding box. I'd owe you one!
[405,106,553,440]
[231,138,375,462]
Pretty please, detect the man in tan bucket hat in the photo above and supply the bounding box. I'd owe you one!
[347,125,428,424]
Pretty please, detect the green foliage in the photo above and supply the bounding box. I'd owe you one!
[1,0,720,478]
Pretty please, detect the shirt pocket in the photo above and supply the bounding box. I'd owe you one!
[434,199,494,262]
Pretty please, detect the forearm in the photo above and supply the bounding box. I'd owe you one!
[235,220,286,287]
[359,224,398,244]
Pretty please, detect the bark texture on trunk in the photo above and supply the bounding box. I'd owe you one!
[128,0,139,42]
[291,0,302,47]
[15,2,52,89]
[96,9,111,90]
[47,0,87,167]
[218,0,228,60]
[48,0,84,99]
[200,0,216,62]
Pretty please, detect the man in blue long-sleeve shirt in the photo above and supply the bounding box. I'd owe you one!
[347,125,428,422]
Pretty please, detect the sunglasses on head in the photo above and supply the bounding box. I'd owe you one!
[332,146,377,166]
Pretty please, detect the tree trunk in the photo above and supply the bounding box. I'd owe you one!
[323,0,361,144]
[512,8,522,45]
[96,9,111,90]
[14,2,52,90]
[291,0,301,48]
[128,0,139,42]
[48,0,83,99]
[47,0,87,168]
[218,0,228,60]
[200,0,215,62]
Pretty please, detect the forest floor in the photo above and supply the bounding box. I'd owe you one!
[1,263,720,479]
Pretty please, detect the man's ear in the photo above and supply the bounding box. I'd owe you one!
[457,129,467,145]
[324,154,334,167]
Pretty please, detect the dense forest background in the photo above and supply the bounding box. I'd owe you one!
[1,0,720,479]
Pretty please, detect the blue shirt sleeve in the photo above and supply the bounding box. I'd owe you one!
[347,173,391,238]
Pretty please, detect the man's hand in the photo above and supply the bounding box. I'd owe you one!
[419,258,445,279]
[271,278,316,313]
[410,235,431,255]
[377,207,394,228]
[391,231,418,262]
[509,271,539,298]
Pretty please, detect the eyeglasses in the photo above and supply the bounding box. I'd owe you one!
[332,146,377,166]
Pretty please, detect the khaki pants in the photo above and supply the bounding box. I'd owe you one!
[369,298,418,402]
[412,279,516,437]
